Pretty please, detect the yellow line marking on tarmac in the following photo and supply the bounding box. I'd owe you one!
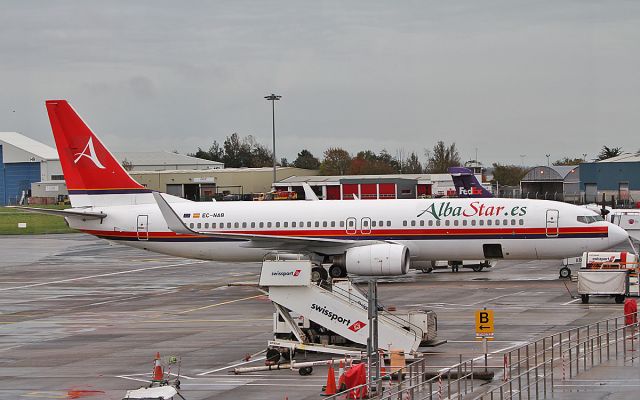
[20,392,67,398]
[177,294,265,314]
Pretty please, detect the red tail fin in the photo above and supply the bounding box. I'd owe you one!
[46,100,146,194]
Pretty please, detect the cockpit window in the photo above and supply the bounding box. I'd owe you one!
[577,215,604,224]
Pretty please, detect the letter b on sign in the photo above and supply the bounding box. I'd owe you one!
[475,309,494,338]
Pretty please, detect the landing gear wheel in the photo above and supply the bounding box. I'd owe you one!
[311,267,328,283]
[472,265,484,272]
[329,264,345,279]
[421,267,434,273]
[298,366,313,376]
[581,294,589,304]
[559,267,572,279]
[615,294,625,304]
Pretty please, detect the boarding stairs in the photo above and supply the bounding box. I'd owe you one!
[259,257,424,354]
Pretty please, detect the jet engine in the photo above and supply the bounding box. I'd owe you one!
[333,243,410,276]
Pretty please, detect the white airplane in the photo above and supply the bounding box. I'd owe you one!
[21,100,629,280]
[584,204,640,242]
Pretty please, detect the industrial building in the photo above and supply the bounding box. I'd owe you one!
[277,173,472,200]
[113,151,223,171]
[131,167,319,201]
[0,132,62,205]
[520,165,580,202]
[580,153,640,205]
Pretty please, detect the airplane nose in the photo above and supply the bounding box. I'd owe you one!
[608,224,629,247]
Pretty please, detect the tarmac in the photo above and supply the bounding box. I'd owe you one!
[0,233,638,399]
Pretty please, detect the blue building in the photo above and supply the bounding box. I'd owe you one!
[580,153,640,206]
[0,132,62,205]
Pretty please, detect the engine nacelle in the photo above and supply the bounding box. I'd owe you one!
[334,243,410,276]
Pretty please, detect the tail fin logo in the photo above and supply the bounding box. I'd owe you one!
[74,137,106,169]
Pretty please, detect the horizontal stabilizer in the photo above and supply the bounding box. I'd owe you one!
[8,206,107,220]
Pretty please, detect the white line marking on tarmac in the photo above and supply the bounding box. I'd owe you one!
[198,356,267,375]
[562,298,580,305]
[0,261,205,291]
[472,290,526,305]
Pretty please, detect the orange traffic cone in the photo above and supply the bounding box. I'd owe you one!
[338,360,345,377]
[152,352,164,382]
[322,361,337,396]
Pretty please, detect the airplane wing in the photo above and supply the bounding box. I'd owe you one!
[153,192,379,252]
[6,206,107,220]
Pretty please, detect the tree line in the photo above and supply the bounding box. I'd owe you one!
[188,133,625,185]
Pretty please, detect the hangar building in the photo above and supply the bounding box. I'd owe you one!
[520,165,580,202]
[0,132,62,205]
[114,151,223,171]
[580,153,640,205]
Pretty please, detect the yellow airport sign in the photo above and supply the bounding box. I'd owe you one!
[475,309,494,339]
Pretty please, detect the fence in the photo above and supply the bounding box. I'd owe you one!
[479,311,639,399]
[324,312,639,400]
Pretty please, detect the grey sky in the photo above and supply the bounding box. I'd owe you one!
[1,1,639,166]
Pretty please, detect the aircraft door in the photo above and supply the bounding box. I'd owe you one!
[361,217,372,234]
[545,209,559,237]
[137,215,149,240]
[346,217,357,235]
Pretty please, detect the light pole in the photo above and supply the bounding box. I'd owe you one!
[545,154,550,167]
[264,93,282,186]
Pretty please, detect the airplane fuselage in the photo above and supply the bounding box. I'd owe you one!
[68,195,625,262]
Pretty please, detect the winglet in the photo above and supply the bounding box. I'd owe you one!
[301,183,319,201]
[152,192,194,235]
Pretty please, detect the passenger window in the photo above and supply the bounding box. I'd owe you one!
[495,220,500,226]
[315,221,320,227]
[445,220,450,226]
[227,222,232,228]
[259,222,264,228]
[340,221,345,228]
[242,222,247,228]
[471,220,476,226]
[479,220,484,226]
[428,220,433,226]
[307,222,312,228]
[250,222,255,228]
[503,219,508,225]
[519,219,524,225]
[284,222,288,228]
[420,220,425,227]
[212,222,216,228]
[487,220,492,226]
[462,220,467,226]
[205,223,209,229]
[331,221,335,228]
[379,221,383,227]
[322,221,327,227]
[292,222,296,228]
[190,223,194,228]
[436,220,441,226]
[411,220,416,227]
[454,220,459,226]
[372,221,377,227]
[511,219,516,225]
[197,223,202,229]
[403,220,408,227]
[387,221,391,227]
[275,222,281,228]
[234,222,239,228]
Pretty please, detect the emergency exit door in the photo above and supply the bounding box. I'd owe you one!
[545,209,559,237]
[137,215,149,240]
